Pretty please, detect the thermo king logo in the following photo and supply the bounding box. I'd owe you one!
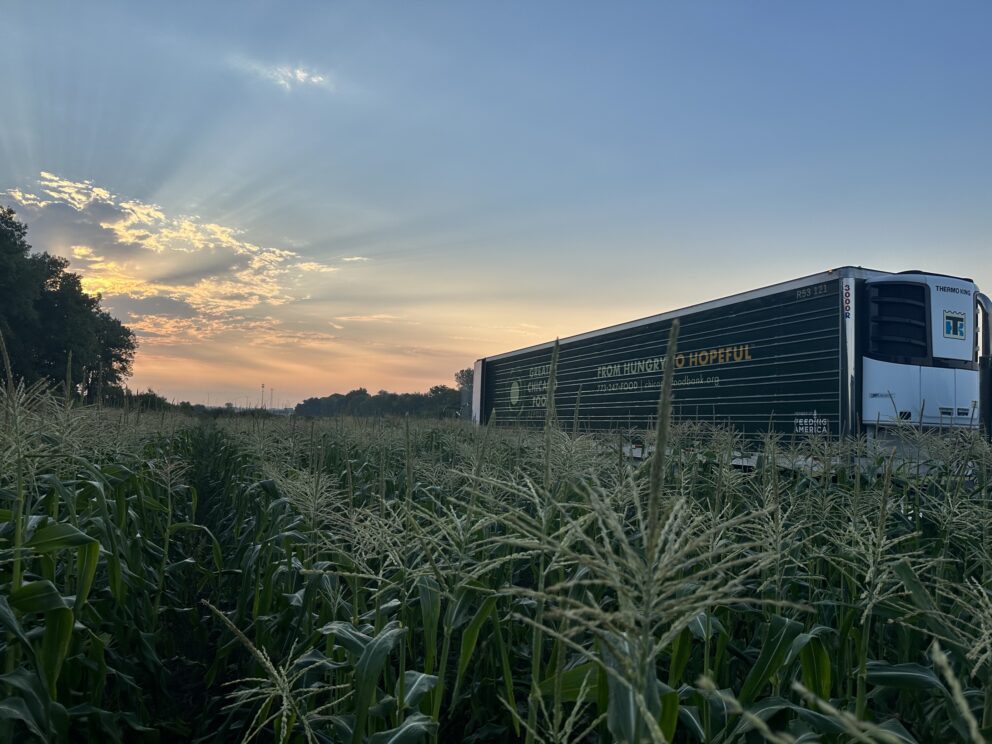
[943,310,966,340]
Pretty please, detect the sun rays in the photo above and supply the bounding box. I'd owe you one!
[2,171,495,403]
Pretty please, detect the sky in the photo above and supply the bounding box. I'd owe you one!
[2,1,990,406]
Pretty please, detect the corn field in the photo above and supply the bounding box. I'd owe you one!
[2,369,992,742]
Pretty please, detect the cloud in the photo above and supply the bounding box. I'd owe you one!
[294,261,339,274]
[37,170,113,210]
[104,295,198,320]
[5,171,342,340]
[230,56,333,91]
[247,329,339,349]
[334,314,403,323]
[2,172,494,405]
[5,188,52,208]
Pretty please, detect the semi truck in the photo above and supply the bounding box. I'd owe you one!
[472,267,992,439]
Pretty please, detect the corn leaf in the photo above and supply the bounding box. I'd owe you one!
[417,577,441,674]
[9,580,70,614]
[0,696,47,740]
[668,627,693,687]
[397,671,438,710]
[878,718,920,743]
[321,621,373,656]
[74,540,101,612]
[167,522,223,570]
[368,712,437,744]
[0,595,34,658]
[865,662,948,693]
[40,606,74,696]
[24,522,96,552]
[352,621,408,744]
[450,594,498,709]
[538,661,598,701]
[491,603,519,736]
[658,682,679,744]
[738,616,803,705]
[727,697,794,738]
[799,636,832,700]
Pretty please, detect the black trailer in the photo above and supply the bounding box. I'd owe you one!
[472,267,992,439]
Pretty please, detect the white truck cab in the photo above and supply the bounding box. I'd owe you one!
[862,272,982,429]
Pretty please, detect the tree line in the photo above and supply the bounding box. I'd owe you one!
[0,206,136,397]
[294,371,473,419]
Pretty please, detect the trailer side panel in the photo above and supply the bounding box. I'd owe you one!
[481,279,842,436]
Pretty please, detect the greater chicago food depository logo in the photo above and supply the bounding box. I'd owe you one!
[944,310,966,340]
[509,379,521,406]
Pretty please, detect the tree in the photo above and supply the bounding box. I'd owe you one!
[0,206,136,394]
[0,206,44,377]
[454,367,473,391]
[294,384,461,418]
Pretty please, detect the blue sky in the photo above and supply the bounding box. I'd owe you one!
[2,2,990,404]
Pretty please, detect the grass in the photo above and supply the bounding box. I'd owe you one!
[1,366,991,742]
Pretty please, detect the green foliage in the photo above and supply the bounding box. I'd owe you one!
[454,368,473,392]
[0,205,136,394]
[1,369,992,743]
[295,385,462,418]
[738,616,803,706]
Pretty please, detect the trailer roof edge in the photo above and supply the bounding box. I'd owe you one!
[482,266,894,363]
